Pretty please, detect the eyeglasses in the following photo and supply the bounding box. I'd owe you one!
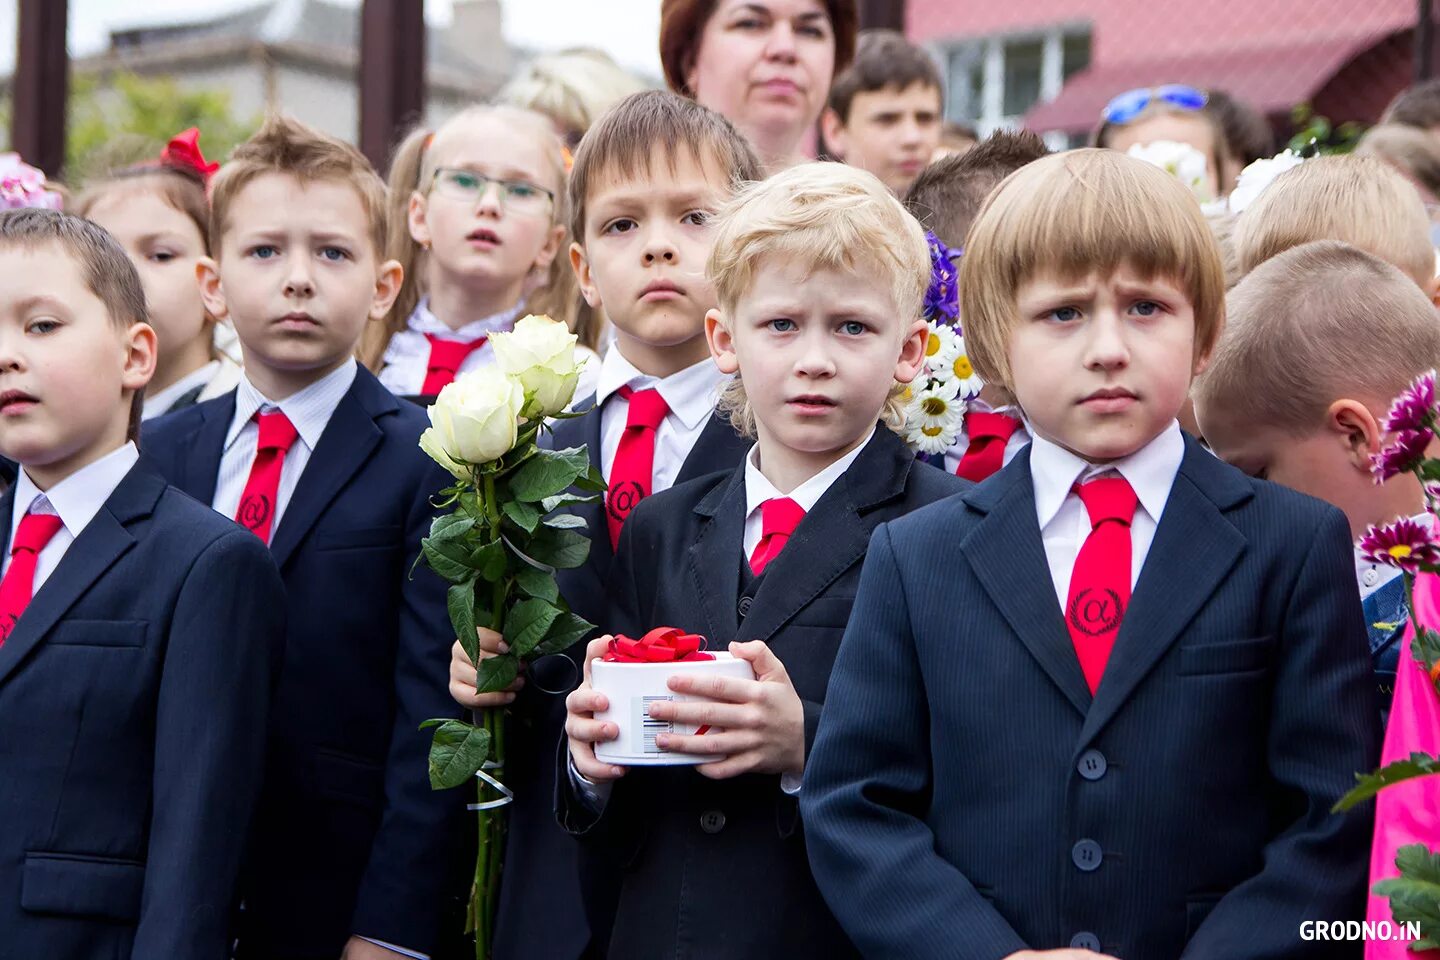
[1101,85,1208,125]
[430,168,555,217]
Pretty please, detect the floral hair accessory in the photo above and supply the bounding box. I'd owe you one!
[603,627,714,663]
[158,128,220,183]
[1126,140,1213,205]
[923,230,960,322]
[1227,148,1306,215]
[0,154,62,211]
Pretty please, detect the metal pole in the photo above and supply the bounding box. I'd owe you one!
[11,0,69,178]
[1419,0,1435,83]
[359,0,426,174]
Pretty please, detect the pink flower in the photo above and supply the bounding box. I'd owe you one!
[1359,518,1440,573]
[0,153,61,211]
[1383,370,1438,434]
[1371,430,1431,483]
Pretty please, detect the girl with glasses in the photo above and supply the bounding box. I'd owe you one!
[1092,84,1230,200]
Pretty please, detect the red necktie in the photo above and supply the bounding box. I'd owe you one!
[749,497,806,576]
[0,508,64,644]
[235,410,300,545]
[1065,476,1139,695]
[955,412,1022,482]
[606,385,670,548]
[421,334,488,395]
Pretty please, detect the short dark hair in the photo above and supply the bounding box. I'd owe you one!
[1204,89,1274,168]
[903,128,1051,248]
[1386,78,1440,130]
[568,90,762,240]
[0,207,149,439]
[827,29,942,123]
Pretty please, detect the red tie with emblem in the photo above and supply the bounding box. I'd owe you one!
[421,334,488,395]
[0,508,64,644]
[1065,476,1139,695]
[606,386,670,548]
[749,498,806,576]
[954,411,1021,482]
[235,410,300,545]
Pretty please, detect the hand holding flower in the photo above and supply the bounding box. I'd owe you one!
[449,630,525,710]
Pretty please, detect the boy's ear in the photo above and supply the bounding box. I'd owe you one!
[1428,272,1440,307]
[196,257,229,322]
[705,308,739,374]
[532,224,567,274]
[570,242,602,309]
[369,259,405,321]
[120,321,159,395]
[893,317,929,384]
[1326,398,1383,471]
[407,191,432,249]
[820,108,848,160]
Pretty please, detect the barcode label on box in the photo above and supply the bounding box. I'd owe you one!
[637,695,674,754]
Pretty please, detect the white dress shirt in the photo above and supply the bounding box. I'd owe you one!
[143,361,222,420]
[211,360,357,530]
[942,398,1031,475]
[5,442,140,588]
[1030,421,1185,610]
[742,427,875,557]
[377,297,521,397]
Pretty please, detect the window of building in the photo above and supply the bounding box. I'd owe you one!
[939,25,1092,145]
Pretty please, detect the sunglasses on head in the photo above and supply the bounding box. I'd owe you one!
[1101,84,1208,125]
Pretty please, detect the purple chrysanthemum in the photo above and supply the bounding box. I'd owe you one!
[1359,517,1440,573]
[1371,429,1431,483]
[1383,370,1438,434]
[923,231,960,321]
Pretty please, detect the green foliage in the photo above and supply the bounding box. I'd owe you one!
[1373,844,1440,951]
[1334,753,1440,811]
[1288,103,1364,156]
[421,719,492,791]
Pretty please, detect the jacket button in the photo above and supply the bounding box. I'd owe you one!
[699,809,726,834]
[1070,932,1101,951]
[737,596,753,618]
[1077,749,1108,781]
[1071,839,1102,872]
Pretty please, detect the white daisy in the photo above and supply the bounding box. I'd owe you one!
[948,336,985,399]
[924,322,961,382]
[903,379,964,454]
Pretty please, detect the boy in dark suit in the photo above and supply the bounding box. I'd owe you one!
[802,150,1381,960]
[143,116,466,960]
[0,208,283,959]
[445,91,760,960]
[560,161,965,959]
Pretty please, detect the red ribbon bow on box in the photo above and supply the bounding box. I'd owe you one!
[603,627,714,663]
[160,128,220,183]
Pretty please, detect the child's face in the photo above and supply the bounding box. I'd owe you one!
[707,255,926,466]
[86,188,210,372]
[1107,113,1222,198]
[410,115,565,296]
[572,149,729,372]
[0,245,155,486]
[201,173,400,397]
[823,82,942,195]
[1009,265,1203,463]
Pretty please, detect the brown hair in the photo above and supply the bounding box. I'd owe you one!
[1203,90,1275,170]
[209,114,388,259]
[660,0,858,97]
[1356,123,1440,200]
[903,128,1050,249]
[0,207,150,439]
[1234,154,1434,289]
[1093,97,1227,180]
[1194,240,1440,435]
[1385,78,1440,131]
[568,90,762,242]
[960,149,1226,393]
[827,29,941,123]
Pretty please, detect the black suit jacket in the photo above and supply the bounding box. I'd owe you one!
[142,367,469,959]
[492,392,751,960]
[0,458,284,960]
[801,437,1382,960]
[559,427,965,960]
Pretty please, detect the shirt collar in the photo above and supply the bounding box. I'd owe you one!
[227,358,358,451]
[594,347,727,431]
[744,427,877,519]
[1030,420,1184,530]
[143,360,221,420]
[12,441,140,541]
[409,296,522,341]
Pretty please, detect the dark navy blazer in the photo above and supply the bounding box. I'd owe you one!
[802,437,1382,960]
[0,458,284,960]
[143,367,470,958]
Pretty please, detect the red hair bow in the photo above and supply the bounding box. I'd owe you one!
[161,128,219,182]
[602,627,713,663]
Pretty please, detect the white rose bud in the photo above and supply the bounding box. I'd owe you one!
[1228,149,1306,215]
[420,372,525,472]
[1126,140,1212,204]
[491,314,581,417]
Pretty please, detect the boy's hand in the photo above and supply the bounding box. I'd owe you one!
[565,636,627,782]
[447,629,524,710]
[647,640,804,779]
[1003,951,1120,960]
[341,936,410,959]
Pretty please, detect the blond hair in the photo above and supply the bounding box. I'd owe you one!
[209,114,387,259]
[1193,240,1440,435]
[1234,154,1434,289]
[1356,123,1440,199]
[498,48,648,145]
[361,105,574,370]
[960,149,1226,391]
[707,162,930,436]
[1205,209,1242,290]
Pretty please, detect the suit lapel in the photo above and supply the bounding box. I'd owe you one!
[576,394,612,569]
[687,470,746,644]
[267,372,389,570]
[1079,440,1250,742]
[175,391,234,506]
[675,412,751,484]
[962,449,1093,718]
[0,463,165,689]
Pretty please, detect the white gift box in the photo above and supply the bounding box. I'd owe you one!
[592,652,756,766]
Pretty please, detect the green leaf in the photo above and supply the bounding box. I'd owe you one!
[421,536,477,584]
[543,513,588,530]
[527,525,591,570]
[1334,753,1440,811]
[1372,844,1440,950]
[448,581,479,663]
[476,652,520,693]
[423,718,492,790]
[533,610,596,657]
[515,566,560,603]
[501,498,542,534]
[540,492,600,513]
[429,513,477,544]
[504,598,562,658]
[574,464,608,493]
[510,447,591,502]
[470,540,508,581]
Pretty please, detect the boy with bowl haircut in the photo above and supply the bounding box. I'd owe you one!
[0,208,284,958]
[803,150,1379,960]
[560,162,964,959]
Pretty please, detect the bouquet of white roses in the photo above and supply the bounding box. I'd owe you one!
[416,315,604,959]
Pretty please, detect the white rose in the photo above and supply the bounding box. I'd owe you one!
[490,314,581,417]
[1126,140,1212,204]
[421,372,525,472]
[1228,149,1306,215]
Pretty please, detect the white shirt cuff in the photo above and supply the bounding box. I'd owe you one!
[358,937,429,959]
